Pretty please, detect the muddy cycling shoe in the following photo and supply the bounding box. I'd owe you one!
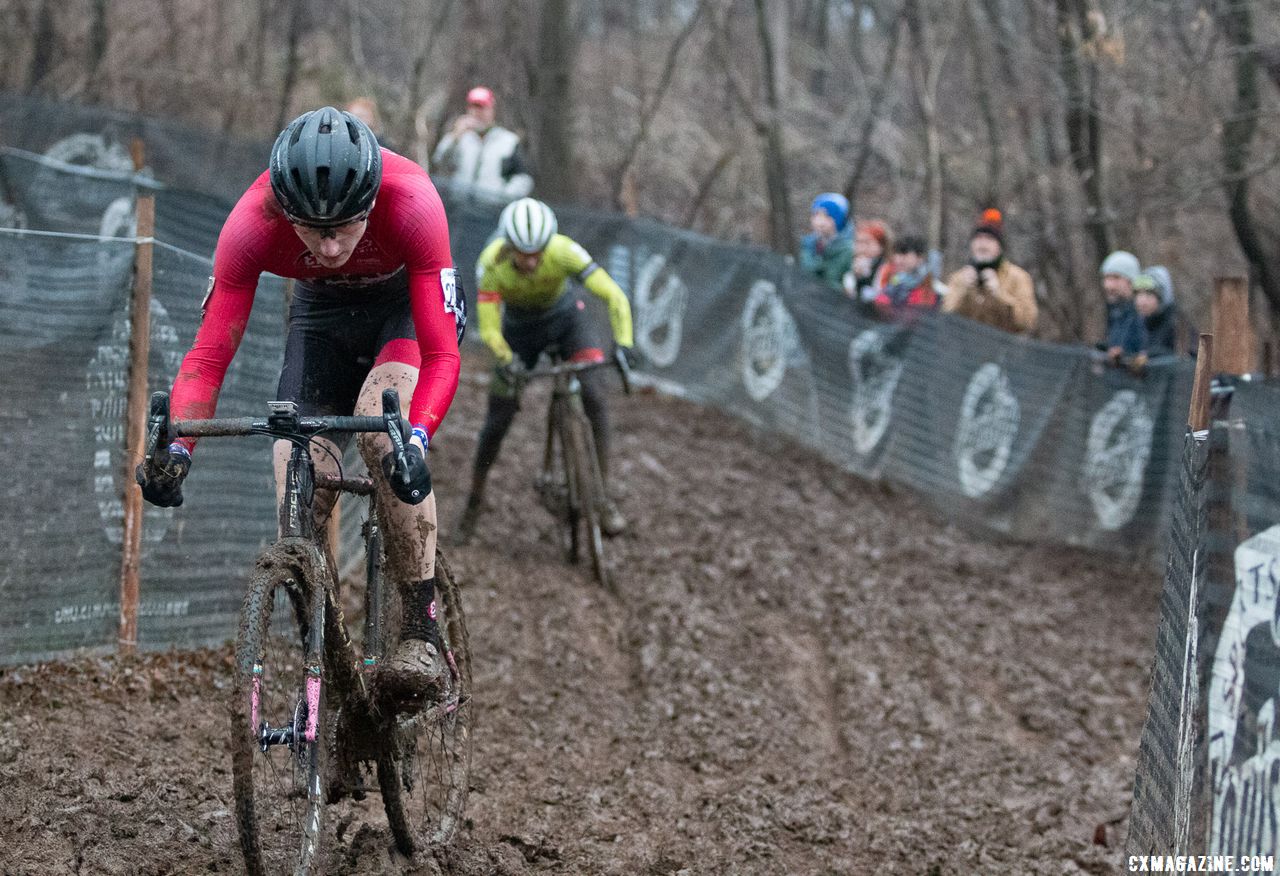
[600,499,627,538]
[379,638,449,709]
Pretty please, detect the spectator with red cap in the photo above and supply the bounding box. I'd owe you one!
[843,220,893,304]
[433,85,534,201]
[942,209,1038,335]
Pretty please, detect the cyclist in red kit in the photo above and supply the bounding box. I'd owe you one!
[135,106,466,702]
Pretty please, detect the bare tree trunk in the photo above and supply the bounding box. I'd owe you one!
[531,0,578,200]
[682,146,738,229]
[26,0,55,94]
[808,0,830,97]
[753,0,795,253]
[347,0,366,69]
[903,0,951,250]
[612,2,706,209]
[402,0,458,150]
[275,0,304,132]
[841,5,903,203]
[252,0,271,85]
[768,0,789,104]
[962,0,1000,202]
[1054,0,1111,264]
[1213,0,1280,323]
[84,0,110,102]
[849,0,869,75]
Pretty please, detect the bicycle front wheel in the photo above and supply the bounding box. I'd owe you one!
[377,549,474,854]
[230,540,331,876]
[565,407,612,592]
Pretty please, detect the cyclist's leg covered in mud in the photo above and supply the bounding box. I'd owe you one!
[360,314,451,696]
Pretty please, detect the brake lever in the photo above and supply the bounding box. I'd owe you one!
[380,389,411,485]
[614,348,633,396]
[144,391,171,465]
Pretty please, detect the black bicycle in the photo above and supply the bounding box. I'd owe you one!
[142,389,472,875]
[512,351,630,592]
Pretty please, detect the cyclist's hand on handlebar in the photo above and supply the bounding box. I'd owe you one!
[381,443,432,505]
[135,442,192,508]
[615,345,641,371]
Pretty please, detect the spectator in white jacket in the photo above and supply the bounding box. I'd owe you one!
[432,86,534,202]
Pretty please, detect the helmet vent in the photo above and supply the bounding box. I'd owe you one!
[338,169,356,202]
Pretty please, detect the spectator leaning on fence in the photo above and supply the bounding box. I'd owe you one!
[844,219,893,304]
[798,192,853,292]
[1099,250,1148,365]
[1134,266,1179,358]
[874,234,939,322]
[432,86,534,202]
[942,210,1037,335]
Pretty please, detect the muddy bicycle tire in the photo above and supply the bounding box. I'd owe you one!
[230,540,332,876]
[376,549,473,854]
[564,407,612,592]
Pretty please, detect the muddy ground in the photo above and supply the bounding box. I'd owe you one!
[0,356,1157,874]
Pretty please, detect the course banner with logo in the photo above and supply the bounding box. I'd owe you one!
[0,105,1200,664]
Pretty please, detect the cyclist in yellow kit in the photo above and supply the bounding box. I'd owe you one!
[455,197,634,542]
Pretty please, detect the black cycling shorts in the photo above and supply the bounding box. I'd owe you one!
[276,271,416,418]
[490,293,604,397]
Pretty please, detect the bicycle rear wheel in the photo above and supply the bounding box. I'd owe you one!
[564,407,612,591]
[376,549,473,854]
[230,540,331,876]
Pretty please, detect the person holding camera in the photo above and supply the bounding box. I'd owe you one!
[942,209,1037,335]
[432,86,534,202]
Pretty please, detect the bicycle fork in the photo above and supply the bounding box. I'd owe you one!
[255,574,327,753]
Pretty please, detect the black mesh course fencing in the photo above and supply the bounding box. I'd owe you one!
[0,97,1201,667]
[1127,379,1280,860]
[1126,428,1213,857]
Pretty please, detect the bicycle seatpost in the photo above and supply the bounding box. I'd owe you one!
[380,389,411,487]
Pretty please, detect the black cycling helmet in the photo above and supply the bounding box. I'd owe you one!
[269,106,382,227]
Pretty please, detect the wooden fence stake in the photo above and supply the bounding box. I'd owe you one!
[118,194,155,654]
[1211,277,1253,376]
[1188,334,1214,432]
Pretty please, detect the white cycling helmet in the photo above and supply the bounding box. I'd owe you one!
[500,197,557,253]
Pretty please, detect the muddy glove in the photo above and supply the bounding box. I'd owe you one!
[135,443,191,508]
[615,345,641,372]
[381,443,432,505]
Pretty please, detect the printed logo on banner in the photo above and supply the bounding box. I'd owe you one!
[740,280,801,402]
[633,253,689,368]
[98,196,136,275]
[1083,390,1154,531]
[42,133,134,174]
[0,201,28,312]
[848,330,903,455]
[88,298,184,545]
[1208,525,1280,857]
[35,134,135,227]
[953,363,1021,498]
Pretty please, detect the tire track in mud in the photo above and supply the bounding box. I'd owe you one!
[2,354,1156,875]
